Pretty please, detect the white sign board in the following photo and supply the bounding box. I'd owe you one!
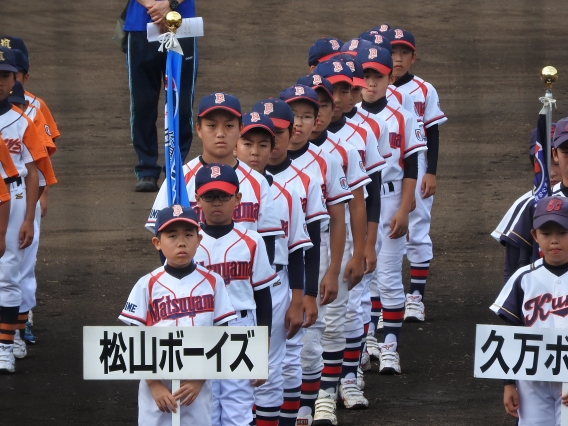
[84,326,268,380]
[147,17,204,42]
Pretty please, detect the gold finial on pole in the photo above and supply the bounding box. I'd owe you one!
[165,11,182,34]
[541,66,558,90]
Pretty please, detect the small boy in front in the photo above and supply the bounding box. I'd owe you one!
[491,195,568,426]
[119,205,237,426]
[192,163,277,426]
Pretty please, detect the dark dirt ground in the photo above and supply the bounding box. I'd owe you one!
[2,0,568,424]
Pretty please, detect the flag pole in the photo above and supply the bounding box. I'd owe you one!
[540,66,558,189]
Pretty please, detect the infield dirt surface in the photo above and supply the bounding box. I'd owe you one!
[2,1,568,425]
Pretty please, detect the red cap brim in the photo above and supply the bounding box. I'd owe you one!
[325,75,354,86]
[353,77,368,89]
[241,123,275,137]
[342,51,357,57]
[196,182,238,196]
[198,106,242,118]
[270,117,291,129]
[362,62,392,75]
[284,96,321,109]
[319,52,341,62]
[390,40,415,50]
[158,218,200,232]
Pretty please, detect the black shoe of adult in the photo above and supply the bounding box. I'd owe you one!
[135,176,158,192]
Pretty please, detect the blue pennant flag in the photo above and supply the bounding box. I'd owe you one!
[164,49,190,208]
[533,112,551,205]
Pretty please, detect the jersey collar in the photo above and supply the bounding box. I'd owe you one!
[393,72,414,87]
[265,156,292,175]
[361,97,388,115]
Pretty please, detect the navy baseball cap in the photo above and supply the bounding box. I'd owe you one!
[195,163,240,196]
[385,28,416,50]
[553,118,568,149]
[358,31,392,53]
[251,98,294,129]
[355,46,393,75]
[313,60,354,86]
[198,92,242,118]
[332,54,367,88]
[280,84,321,112]
[8,81,26,105]
[241,111,275,136]
[340,38,374,57]
[534,196,568,230]
[370,23,391,33]
[530,123,557,156]
[308,37,343,66]
[0,36,28,57]
[154,205,200,235]
[12,49,28,73]
[0,47,18,73]
[297,74,334,101]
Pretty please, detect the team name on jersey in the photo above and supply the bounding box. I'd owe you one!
[197,261,251,285]
[280,219,289,238]
[147,294,215,325]
[414,102,426,117]
[3,138,21,154]
[524,293,568,326]
[389,133,402,149]
[189,202,260,223]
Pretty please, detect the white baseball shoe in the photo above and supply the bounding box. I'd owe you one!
[378,311,384,329]
[295,414,313,426]
[378,342,401,375]
[360,349,371,372]
[313,389,337,425]
[357,366,366,390]
[366,335,381,360]
[13,333,27,359]
[339,378,368,409]
[0,343,15,373]
[404,293,425,322]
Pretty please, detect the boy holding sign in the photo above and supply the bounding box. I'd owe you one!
[491,195,568,425]
[119,205,237,426]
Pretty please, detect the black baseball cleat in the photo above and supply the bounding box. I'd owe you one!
[135,176,158,192]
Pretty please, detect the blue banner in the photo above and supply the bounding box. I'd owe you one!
[533,113,550,205]
[164,50,190,207]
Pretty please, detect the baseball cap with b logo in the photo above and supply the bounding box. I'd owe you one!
[198,92,242,118]
[308,37,344,66]
[296,74,335,101]
[370,23,391,33]
[332,54,368,88]
[340,38,374,57]
[313,60,354,86]
[279,84,321,112]
[355,46,393,75]
[154,205,200,235]
[552,117,568,149]
[195,163,240,196]
[251,98,294,129]
[241,111,275,136]
[533,196,568,230]
[384,28,416,50]
[358,31,393,53]
[0,47,18,73]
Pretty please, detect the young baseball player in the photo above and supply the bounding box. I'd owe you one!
[251,98,329,426]
[355,45,426,374]
[119,205,237,426]
[192,163,277,426]
[147,92,283,263]
[491,195,568,425]
[384,28,448,323]
[279,84,354,424]
[0,46,48,372]
[235,111,314,426]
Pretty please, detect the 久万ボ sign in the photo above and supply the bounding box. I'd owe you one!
[84,326,268,380]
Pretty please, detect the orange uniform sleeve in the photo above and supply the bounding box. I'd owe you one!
[19,111,57,186]
[0,137,19,179]
[30,105,56,156]
[37,97,60,139]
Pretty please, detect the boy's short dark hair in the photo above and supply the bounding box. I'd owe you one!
[241,127,276,150]
[315,87,334,104]
[288,99,319,119]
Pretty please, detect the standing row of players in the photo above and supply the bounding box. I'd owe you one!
[120,24,447,426]
[0,36,59,373]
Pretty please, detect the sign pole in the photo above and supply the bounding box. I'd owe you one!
[172,379,181,426]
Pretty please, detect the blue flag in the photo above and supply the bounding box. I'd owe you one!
[164,50,190,207]
[533,112,550,205]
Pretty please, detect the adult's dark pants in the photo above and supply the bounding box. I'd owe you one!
[127,31,197,179]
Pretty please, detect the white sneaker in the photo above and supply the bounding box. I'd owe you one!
[366,335,381,360]
[357,366,365,390]
[339,378,368,409]
[0,343,15,373]
[378,311,384,329]
[378,342,401,375]
[404,293,425,322]
[13,334,27,359]
[296,414,313,426]
[313,389,337,425]
[360,349,371,372]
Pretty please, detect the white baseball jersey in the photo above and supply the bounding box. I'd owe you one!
[351,108,392,172]
[387,85,415,116]
[344,117,387,175]
[118,264,237,326]
[290,143,353,206]
[195,224,279,311]
[146,157,284,237]
[270,181,313,266]
[491,258,568,328]
[394,76,448,129]
[0,107,39,178]
[356,102,427,183]
[266,158,329,225]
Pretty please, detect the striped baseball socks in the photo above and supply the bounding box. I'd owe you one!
[0,306,18,344]
[370,297,382,334]
[340,336,362,379]
[279,385,301,425]
[409,261,430,300]
[298,369,321,418]
[254,405,279,426]
[382,304,405,343]
[320,349,344,394]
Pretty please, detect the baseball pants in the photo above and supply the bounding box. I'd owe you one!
[254,270,290,408]
[0,181,27,307]
[138,379,212,426]
[407,152,433,263]
[211,310,256,426]
[19,201,41,312]
[360,217,383,327]
[516,380,561,426]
